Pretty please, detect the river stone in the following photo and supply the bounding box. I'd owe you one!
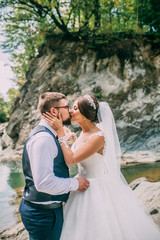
[121,151,158,165]
[0,147,22,161]
[0,222,28,240]
[1,130,13,149]
[130,177,160,228]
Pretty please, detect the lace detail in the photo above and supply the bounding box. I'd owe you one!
[78,165,87,176]
[103,135,107,156]
[72,131,105,154]
[89,132,107,156]
[88,131,104,139]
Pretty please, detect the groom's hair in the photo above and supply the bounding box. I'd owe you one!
[38,92,66,114]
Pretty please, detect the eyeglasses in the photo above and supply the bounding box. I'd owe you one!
[54,105,69,110]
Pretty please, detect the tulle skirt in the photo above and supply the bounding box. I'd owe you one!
[60,176,160,240]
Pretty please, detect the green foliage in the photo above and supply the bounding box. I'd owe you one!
[0,0,159,90]
[0,94,10,122]
[138,0,160,32]
[0,88,19,122]
[7,87,19,103]
[0,5,49,85]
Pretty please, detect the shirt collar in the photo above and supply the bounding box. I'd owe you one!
[38,119,57,137]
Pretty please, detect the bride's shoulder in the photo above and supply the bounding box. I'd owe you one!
[88,131,104,139]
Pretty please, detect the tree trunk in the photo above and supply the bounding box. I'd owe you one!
[94,0,100,28]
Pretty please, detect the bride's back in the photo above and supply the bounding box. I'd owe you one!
[77,152,106,178]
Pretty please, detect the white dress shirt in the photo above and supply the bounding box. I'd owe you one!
[26,119,78,204]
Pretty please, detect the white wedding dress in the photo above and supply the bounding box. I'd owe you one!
[60,133,160,240]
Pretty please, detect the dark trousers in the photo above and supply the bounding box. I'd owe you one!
[19,200,63,240]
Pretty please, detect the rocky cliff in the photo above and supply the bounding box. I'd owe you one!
[0,35,160,163]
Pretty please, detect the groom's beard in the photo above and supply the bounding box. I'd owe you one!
[63,118,71,125]
[56,111,71,125]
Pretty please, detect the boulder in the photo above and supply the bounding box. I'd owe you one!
[122,151,160,165]
[0,147,22,161]
[0,123,8,136]
[130,177,160,228]
[0,222,28,240]
[1,130,13,150]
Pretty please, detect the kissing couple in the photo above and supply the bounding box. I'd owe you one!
[19,92,160,240]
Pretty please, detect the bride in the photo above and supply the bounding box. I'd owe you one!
[43,95,160,240]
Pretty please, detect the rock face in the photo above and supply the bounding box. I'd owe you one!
[0,123,8,137]
[0,178,159,239]
[0,36,160,161]
[0,123,8,152]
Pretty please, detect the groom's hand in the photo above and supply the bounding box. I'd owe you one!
[76,178,89,192]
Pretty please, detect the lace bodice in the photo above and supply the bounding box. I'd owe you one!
[72,132,106,178]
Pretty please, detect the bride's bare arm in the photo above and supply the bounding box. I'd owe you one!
[43,112,105,166]
[59,135,104,165]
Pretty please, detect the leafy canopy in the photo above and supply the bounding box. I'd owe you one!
[0,0,159,117]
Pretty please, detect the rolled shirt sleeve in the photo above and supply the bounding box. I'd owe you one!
[26,131,78,196]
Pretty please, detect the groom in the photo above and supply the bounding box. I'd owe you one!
[19,92,89,240]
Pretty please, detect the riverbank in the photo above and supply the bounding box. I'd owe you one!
[0,177,160,239]
[0,148,23,162]
[121,151,160,166]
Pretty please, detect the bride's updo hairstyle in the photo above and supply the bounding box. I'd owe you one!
[77,95,99,122]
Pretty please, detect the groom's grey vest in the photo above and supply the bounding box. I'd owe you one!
[22,125,70,203]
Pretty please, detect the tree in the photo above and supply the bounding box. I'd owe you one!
[138,0,160,32]
[7,87,19,104]
[0,94,10,122]
[0,0,102,84]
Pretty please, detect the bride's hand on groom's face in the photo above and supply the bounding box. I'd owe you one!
[42,112,63,132]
